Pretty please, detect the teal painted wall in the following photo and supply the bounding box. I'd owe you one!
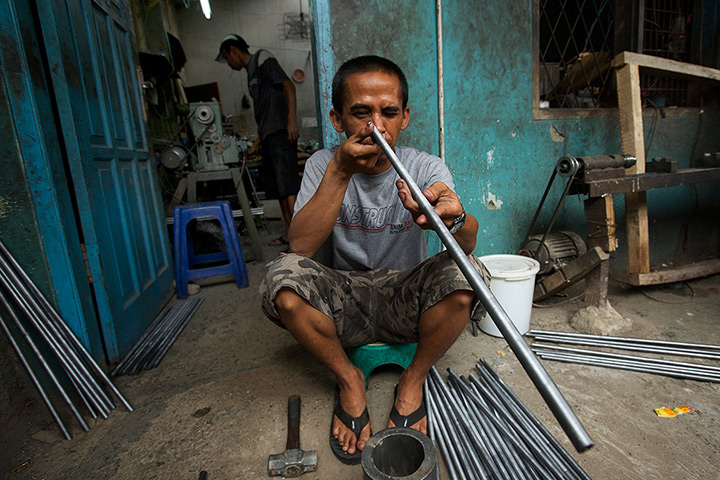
[323,0,720,273]
[0,66,52,297]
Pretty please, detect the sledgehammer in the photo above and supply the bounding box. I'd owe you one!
[268,395,317,477]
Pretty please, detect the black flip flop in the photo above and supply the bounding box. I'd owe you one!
[268,236,289,246]
[329,385,370,465]
[389,384,427,428]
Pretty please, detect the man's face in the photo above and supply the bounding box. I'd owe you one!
[222,46,246,71]
[331,71,410,158]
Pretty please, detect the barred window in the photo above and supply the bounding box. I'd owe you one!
[538,0,616,109]
[537,0,712,111]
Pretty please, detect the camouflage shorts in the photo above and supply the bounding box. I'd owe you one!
[259,250,491,347]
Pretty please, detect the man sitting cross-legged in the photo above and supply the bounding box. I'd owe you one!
[260,55,489,464]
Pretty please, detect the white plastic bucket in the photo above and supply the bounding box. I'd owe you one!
[478,254,540,337]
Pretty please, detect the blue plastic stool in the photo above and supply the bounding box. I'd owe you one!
[346,343,418,389]
[173,201,249,299]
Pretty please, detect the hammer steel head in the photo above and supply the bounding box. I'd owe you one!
[267,448,317,477]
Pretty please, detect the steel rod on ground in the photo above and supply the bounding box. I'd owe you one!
[530,334,720,360]
[534,350,720,383]
[532,343,720,374]
[112,297,204,376]
[529,329,720,351]
[426,364,590,479]
[370,125,593,452]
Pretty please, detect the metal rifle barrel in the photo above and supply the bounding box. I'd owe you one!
[369,124,594,452]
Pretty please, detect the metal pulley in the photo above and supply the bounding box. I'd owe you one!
[521,153,635,263]
[194,105,215,125]
[160,145,189,170]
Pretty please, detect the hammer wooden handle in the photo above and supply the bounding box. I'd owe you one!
[286,395,301,450]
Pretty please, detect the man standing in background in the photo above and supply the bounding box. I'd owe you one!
[217,34,300,247]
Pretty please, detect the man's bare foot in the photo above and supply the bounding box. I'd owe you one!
[388,372,427,434]
[332,368,371,455]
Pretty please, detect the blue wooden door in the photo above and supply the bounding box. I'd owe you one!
[37,0,174,362]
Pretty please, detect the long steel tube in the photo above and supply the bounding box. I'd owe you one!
[0,289,89,432]
[533,343,720,373]
[0,305,71,439]
[369,125,593,452]
[462,377,541,480]
[149,298,203,368]
[0,266,113,417]
[427,375,482,480]
[542,351,720,380]
[446,381,508,480]
[530,334,720,360]
[0,267,113,416]
[477,361,591,480]
[0,242,133,411]
[457,372,570,479]
[468,372,579,479]
[530,329,720,351]
[536,351,720,382]
[450,376,524,480]
[426,383,464,480]
[437,368,551,478]
[111,305,171,375]
[429,372,488,480]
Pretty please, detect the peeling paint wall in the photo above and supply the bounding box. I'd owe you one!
[326,0,720,272]
[0,56,52,298]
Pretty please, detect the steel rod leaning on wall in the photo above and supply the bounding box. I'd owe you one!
[369,124,593,452]
[0,240,132,439]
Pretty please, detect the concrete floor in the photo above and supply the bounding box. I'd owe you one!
[2,208,720,479]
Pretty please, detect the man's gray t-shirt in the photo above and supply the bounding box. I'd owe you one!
[294,146,454,271]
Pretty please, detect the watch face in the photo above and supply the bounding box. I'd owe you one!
[449,211,466,234]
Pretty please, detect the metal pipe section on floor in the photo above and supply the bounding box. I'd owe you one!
[529,330,720,360]
[369,125,593,452]
[425,364,591,479]
[111,297,204,376]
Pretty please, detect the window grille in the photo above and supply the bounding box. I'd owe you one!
[538,0,616,109]
[537,0,716,110]
[641,0,702,108]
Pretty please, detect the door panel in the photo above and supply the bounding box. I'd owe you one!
[39,0,173,361]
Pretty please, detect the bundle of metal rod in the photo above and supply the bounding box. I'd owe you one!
[369,124,593,452]
[426,363,590,480]
[532,343,720,383]
[111,297,204,376]
[0,241,133,440]
[528,330,720,361]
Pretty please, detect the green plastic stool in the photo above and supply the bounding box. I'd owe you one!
[346,342,418,389]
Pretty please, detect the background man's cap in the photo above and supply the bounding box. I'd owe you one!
[215,34,249,62]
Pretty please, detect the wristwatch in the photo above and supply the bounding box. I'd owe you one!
[448,207,466,234]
